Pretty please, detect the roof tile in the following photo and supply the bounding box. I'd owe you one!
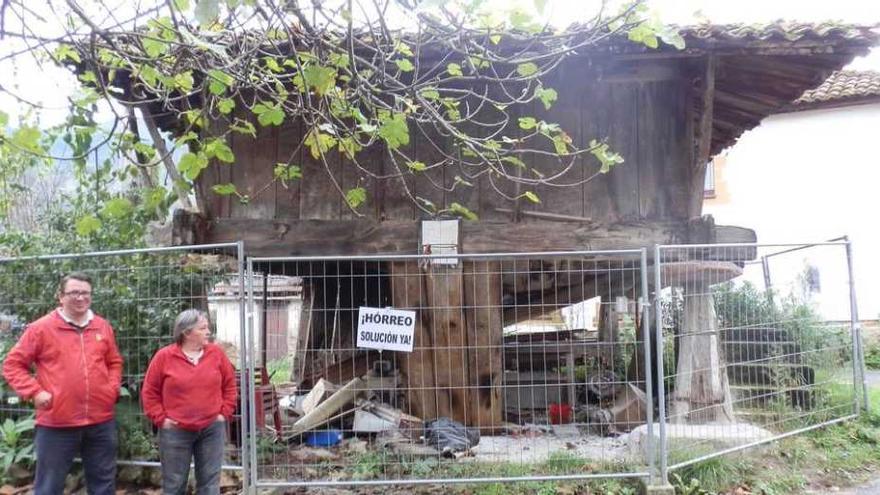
[794,70,880,105]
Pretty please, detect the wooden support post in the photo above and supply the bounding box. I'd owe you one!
[598,300,620,365]
[424,263,470,422]
[463,261,504,431]
[689,56,716,218]
[669,284,734,423]
[391,261,439,422]
[289,283,314,385]
[392,260,504,429]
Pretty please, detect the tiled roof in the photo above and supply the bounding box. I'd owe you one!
[684,23,878,156]
[793,70,880,106]
[678,21,879,44]
[584,21,880,54]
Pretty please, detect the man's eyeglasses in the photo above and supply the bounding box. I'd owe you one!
[63,291,92,298]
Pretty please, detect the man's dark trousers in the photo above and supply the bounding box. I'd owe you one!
[34,419,117,495]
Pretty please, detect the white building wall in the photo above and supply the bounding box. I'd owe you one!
[210,298,304,361]
[287,300,302,353]
[210,298,258,350]
[704,103,880,320]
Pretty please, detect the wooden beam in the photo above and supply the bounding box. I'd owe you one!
[494,207,592,223]
[183,214,755,257]
[690,56,716,218]
[598,60,686,83]
[140,105,197,212]
[713,90,777,114]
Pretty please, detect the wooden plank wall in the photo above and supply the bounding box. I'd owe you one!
[197,59,694,226]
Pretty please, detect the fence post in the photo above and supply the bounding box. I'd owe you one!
[761,256,774,306]
[639,249,657,482]
[652,245,670,485]
[236,242,254,494]
[246,257,260,493]
[844,237,868,413]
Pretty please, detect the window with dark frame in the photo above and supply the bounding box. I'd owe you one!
[704,160,716,198]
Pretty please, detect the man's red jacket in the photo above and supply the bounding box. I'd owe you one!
[141,343,237,431]
[2,310,124,427]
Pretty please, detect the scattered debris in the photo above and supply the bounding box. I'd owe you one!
[301,378,338,415]
[353,409,396,433]
[288,377,366,437]
[278,393,306,415]
[504,422,551,438]
[376,430,440,457]
[586,370,621,400]
[424,417,480,457]
[288,446,341,463]
[341,437,369,454]
[609,383,647,433]
[576,384,647,435]
[306,429,344,447]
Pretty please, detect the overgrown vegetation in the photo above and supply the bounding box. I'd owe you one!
[0,415,35,483]
[865,341,880,370]
[0,0,685,227]
[660,389,880,495]
[395,390,880,495]
[0,146,232,479]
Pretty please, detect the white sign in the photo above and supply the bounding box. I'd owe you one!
[356,306,416,352]
[421,219,459,265]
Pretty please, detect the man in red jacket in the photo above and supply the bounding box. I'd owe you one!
[3,272,123,495]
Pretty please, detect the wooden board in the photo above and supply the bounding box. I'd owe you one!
[390,261,438,421]
[390,260,504,428]
[424,263,470,422]
[229,115,277,219]
[195,216,755,256]
[606,82,640,220]
[274,119,303,219]
[637,80,691,219]
[581,83,617,222]
[463,261,504,430]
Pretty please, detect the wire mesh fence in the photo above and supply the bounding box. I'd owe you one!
[0,243,247,474]
[654,242,863,472]
[246,250,655,487]
[0,241,866,490]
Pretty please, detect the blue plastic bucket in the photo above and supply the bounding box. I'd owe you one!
[305,429,343,447]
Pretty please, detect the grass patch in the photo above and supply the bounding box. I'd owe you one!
[865,342,880,370]
[664,386,880,494]
[261,385,880,494]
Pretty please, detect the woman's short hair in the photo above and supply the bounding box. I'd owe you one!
[173,309,207,345]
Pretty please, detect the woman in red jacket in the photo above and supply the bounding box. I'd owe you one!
[141,309,237,495]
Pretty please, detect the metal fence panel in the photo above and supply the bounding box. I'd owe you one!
[2,240,864,489]
[654,242,864,475]
[0,243,248,476]
[245,250,654,488]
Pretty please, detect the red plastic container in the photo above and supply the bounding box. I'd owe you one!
[548,403,572,424]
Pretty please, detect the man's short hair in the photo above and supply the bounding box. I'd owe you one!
[58,271,93,295]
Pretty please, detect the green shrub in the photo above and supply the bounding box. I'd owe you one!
[865,343,880,370]
[116,401,157,461]
[0,415,35,482]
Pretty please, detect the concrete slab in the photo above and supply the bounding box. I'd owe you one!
[626,422,774,457]
[469,425,636,464]
[641,482,675,495]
